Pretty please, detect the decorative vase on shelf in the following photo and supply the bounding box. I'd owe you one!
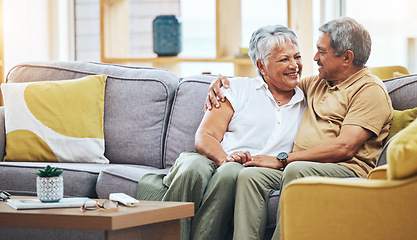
[36,165,64,202]
[153,15,182,57]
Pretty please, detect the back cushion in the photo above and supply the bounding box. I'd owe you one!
[164,75,216,167]
[6,62,179,168]
[384,74,417,110]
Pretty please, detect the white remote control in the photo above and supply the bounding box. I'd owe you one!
[109,193,140,206]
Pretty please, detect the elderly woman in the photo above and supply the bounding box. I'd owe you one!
[137,25,306,240]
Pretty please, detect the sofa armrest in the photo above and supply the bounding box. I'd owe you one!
[0,107,5,160]
[280,175,417,240]
[367,164,388,180]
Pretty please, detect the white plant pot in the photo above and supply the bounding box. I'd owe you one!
[36,175,64,202]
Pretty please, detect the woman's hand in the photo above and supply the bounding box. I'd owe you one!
[223,151,252,165]
[205,75,231,111]
[243,155,282,169]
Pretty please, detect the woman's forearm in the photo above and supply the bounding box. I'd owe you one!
[195,133,228,166]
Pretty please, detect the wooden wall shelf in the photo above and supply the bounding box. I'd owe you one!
[100,0,258,77]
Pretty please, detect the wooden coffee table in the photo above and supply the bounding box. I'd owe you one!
[0,196,194,240]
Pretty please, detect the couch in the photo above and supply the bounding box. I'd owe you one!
[0,61,416,239]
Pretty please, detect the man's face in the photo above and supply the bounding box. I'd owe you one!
[313,33,345,82]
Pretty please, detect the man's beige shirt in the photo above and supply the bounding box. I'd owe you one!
[294,67,393,178]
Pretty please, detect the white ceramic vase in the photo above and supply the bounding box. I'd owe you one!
[36,175,64,202]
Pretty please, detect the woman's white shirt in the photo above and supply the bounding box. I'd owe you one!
[220,77,306,156]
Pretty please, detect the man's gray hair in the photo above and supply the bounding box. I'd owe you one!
[249,25,299,77]
[319,17,371,67]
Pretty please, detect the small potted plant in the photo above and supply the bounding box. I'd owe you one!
[36,165,64,202]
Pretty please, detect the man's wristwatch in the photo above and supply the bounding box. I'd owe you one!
[277,152,288,169]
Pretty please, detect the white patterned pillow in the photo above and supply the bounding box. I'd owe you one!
[1,75,109,163]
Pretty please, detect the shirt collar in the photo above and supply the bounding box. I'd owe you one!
[256,76,305,106]
[325,67,371,90]
[255,76,267,89]
[289,86,306,105]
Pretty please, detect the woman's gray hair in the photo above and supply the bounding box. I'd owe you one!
[319,17,371,67]
[248,25,299,77]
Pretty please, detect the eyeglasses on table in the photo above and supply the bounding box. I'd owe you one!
[80,199,119,212]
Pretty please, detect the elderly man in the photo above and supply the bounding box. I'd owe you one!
[206,17,393,240]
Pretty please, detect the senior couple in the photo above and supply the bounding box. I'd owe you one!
[137,17,393,240]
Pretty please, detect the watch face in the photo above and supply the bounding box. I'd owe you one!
[277,152,288,160]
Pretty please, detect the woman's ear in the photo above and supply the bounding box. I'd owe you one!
[256,59,266,76]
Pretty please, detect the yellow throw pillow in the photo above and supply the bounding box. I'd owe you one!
[387,118,417,180]
[384,107,417,145]
[1,75,109,163]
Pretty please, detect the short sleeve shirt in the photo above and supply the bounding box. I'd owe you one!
[221,77,306,156]
[295,67,393,177]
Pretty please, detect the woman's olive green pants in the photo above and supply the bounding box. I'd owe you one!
[137,152,356,240]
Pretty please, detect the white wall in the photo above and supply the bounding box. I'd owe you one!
[3,0,74,77]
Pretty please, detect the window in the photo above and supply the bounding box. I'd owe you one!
[241,0,287,48]
[180,0,215,58]
[180,0,288,76]
[75,0,100,61]
[344,0,417,73]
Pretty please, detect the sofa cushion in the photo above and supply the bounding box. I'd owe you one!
[384,107,417,144]
[0,162,110,197]
[96,165,169,199]
[164,75,215,167]
[1,75,108,164]
[383,74,417,110]
[6,62,179,168]
[266,190,280,228]
[387,118,417,180]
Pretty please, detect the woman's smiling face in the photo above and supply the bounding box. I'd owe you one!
[259,41,302,91]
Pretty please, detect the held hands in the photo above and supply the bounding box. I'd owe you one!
[222,152,282,169]
[223,151,252,165]
[205,75,231,111]
[244,155,282,169]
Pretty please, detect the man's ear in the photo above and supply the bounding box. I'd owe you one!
[256,59,266,76]
[343,50,355,65]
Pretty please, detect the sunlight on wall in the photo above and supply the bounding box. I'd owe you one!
[3,0,73,76]
[4,0,50,74]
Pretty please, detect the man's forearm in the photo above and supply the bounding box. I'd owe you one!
[288,139,356,164]
[289,125,373,164]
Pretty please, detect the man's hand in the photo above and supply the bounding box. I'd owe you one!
[223,151,252,165]
[205,75,231,111]
[243,155,282,169]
